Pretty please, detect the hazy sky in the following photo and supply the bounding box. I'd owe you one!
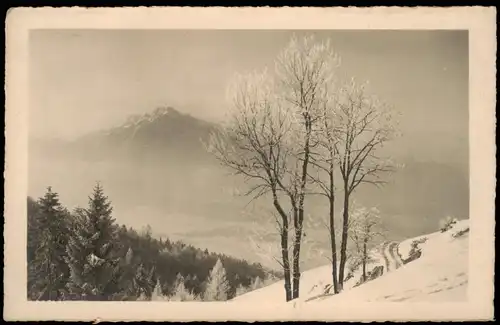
[30,30,468,166]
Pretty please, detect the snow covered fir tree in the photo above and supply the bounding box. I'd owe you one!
[27,183,280,301]
[203,258,230,301]
[65,183,123,300]
[27,187,71,300]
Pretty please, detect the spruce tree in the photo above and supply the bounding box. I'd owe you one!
[27,197,40,264]
[151,279,168,301]
[204,258,230,301]
[170,274,198,301]
[114,247,137,301]
[251,276,263,291]
[65,183,122,300]
[29,187,71,300]
[132,263,155,299]
[125,247,134,265]
[27,197,40,300]
[235,283,248,296]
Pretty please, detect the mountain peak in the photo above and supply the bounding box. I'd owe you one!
[81,105,217,160]
[120,106,182,128]
[152,106,179,118]
[165,106,181,115]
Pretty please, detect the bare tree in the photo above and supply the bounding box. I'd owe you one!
[206,68,297,301]
[207,35,338,301]
[349,206,385,283]
[307,76,343,294]
[274,35,341,299]
[334,78,399,290]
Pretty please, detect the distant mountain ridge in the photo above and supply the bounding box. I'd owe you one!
[29,106,469,265]
[31,106,217,165]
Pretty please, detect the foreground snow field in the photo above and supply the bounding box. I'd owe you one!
[232,219,469,304]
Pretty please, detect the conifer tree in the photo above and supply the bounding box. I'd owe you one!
[169,274,198,301]
[29,187,71,300]
[27,197,40,265]
[235,283,248,296]
[27,197,41,300]
[151,279,168,301]
[251,276,263,291]
[65,183,122,300]
[125,247,134,265]
[204,258,230,301]
[114,247,138,301]
[132,263,155,299]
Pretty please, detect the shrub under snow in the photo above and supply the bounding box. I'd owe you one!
[402,237,428,264]
[439,216,458,233]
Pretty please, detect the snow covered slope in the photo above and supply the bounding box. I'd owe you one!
[231,264,334,303]
[232,219,469,304]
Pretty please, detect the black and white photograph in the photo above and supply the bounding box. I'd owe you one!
[4,7,496,322]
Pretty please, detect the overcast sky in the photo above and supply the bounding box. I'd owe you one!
[29,29,468,166]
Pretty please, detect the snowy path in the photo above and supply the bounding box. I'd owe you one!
[391,243,404,268]
[382,241,403,272]
[380,242,391,271]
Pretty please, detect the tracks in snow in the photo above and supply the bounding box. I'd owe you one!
[382,241,403,273]
[381,242,391,272]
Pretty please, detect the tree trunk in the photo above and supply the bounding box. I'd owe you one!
[328,167,339,294]
[291,118,312,300]
[272,195,292,302]
[281,228,292,302]
[292,222,302,300]
[362,237,367,283]
[291,204,301,300]
[338,184,350,291]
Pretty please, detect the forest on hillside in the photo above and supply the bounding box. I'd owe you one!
[27,184,281,301]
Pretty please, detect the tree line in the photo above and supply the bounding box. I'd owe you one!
[27,184,281,301]
[206,35,399,301]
